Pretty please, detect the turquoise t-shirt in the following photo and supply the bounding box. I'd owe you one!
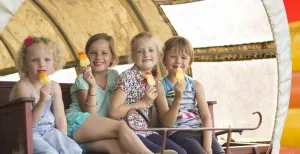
[66,69,119,117]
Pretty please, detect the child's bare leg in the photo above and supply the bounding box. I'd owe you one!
[73,116,152,154]
[86,139,125,154]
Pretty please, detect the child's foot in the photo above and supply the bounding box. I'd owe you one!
[155,150,178,154]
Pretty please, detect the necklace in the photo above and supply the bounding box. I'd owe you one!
[96,74,108,90]
[30,80,40,96]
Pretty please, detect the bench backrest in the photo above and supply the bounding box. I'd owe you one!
[0,81,216,128]
[0,81,73,109]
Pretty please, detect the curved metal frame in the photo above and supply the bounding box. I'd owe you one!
[126,108,262,154]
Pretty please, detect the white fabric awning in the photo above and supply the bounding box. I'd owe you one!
[0,0,23,33]
[161,0,274,48]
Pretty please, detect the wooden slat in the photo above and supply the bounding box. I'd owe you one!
[0,101,34,154]
[224,144,270,154]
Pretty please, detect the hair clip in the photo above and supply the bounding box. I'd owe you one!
[24,36,33,47]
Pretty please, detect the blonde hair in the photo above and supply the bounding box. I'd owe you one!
[130,32,163,77]
[163,36,194,65]
[85,33,118,66]
[15,36,65,78]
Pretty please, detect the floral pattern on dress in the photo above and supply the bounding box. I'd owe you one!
[114,65,153,137]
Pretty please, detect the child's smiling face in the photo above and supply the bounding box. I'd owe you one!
[133,38,159,73]
[163,48,191,75]
[87,39,114,73]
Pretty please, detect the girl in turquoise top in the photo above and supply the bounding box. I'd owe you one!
[66,33,153,154]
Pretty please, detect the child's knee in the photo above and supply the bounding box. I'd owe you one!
[119,122,131,131]
[175,146,187,154]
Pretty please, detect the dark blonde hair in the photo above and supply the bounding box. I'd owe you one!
[85,33,118,66]
[15,36,65,78]
[163,36,194,65]
[130,32,163,77]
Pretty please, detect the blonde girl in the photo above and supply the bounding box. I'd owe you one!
[10,36,82,154]
[110,32,186,154]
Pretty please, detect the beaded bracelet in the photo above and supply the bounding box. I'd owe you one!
[85,101,98,107]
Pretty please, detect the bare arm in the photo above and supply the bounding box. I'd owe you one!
[77,86,97,115]
[195,80,212,153]
[77,67,97,115]
[155,81,181,127]
[12,80,49,126]
[110,88,147,119]
[52,82,67,135]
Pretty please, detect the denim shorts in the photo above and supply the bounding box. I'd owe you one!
[67,112,91,153]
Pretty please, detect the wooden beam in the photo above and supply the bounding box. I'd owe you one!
[194,48,276,56]
[194,49,276,62]
[31,0,78,62]
[152,2,178,36]
[124,0,150,31]
[153,0,201,5]
[0,36,15,62]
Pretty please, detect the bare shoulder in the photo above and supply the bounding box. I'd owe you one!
[51,80,60,88]
[51,81,62,92]
[10,79,31,100]
[193,80,203,90]
[193,79,206,100]
[15,79,28,88]
[156,80,165,90]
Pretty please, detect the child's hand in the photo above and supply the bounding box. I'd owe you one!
[142,86,158,106]
[39,85,52,102]
[82,67,96,87]
[174,80,185,101]
[204,147,212,154]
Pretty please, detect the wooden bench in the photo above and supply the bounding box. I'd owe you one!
[0,81,95,154]
[0,81,271,154]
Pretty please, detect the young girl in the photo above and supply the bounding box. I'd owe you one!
[9,36,82,154]
[155,36,225,154]
[110,32,186,154]
[65,33,153,154]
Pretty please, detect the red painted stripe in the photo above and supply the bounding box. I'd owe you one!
[290,71,300,108]
[283,0,300,23]
[280,147,300,153]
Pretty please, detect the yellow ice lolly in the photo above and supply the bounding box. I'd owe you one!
[39,71,51,85]
[176,67,184,81]
[78,52,90,67]
[145,72,156,86]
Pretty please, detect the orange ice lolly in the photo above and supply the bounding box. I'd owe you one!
[176,67,184,81]
[145,72,156,86]
[78,52,90,67]
[39,71,51,85]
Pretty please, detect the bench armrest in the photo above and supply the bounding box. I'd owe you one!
[0,97,35,108]
[0,97,34,153]
[207,101,217,105]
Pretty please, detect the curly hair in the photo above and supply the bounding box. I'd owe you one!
[129,32,163,77]
[15,36,65,78]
